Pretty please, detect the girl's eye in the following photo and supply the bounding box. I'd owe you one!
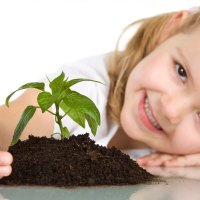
[175,63,187,82]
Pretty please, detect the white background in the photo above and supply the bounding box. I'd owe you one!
[0,0,199,104]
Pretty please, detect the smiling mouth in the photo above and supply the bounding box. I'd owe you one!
[139,92,165,134]
[144,96,163,130]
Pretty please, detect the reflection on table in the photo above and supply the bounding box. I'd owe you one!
[129,166,200,200]
[130,177,200,200]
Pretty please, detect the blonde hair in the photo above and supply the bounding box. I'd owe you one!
[107,10,200,124]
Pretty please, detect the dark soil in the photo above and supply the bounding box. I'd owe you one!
[0,133,155,187]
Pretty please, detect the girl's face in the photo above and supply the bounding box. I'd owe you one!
[120,28,200,154]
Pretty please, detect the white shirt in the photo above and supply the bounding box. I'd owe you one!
[45,54,118,146]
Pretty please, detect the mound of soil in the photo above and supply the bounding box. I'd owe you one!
[0,134,155,187]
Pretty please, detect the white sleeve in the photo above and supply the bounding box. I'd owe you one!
[44,54,118,146]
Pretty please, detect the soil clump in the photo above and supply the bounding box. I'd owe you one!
[0,134,155,187]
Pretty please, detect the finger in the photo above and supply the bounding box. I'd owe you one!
[0,166,12,178]
[0,152,13,166]
[163,154,200,167]
[136,153,161,165]
[137,153,175,166]
[145,154,176,166]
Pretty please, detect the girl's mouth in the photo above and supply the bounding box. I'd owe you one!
[139,93,164,134]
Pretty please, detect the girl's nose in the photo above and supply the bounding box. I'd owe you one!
[160,94,190,125]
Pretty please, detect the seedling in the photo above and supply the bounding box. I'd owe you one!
[6,71,101,146]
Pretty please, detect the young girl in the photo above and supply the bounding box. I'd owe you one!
[1,7,200,179]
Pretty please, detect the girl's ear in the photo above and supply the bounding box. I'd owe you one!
[158,11,189,44]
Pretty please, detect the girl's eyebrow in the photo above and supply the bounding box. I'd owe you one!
[176,47,194,86]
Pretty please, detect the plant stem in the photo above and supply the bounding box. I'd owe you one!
[55,104,64,138]
[47,109,56,116]
[35,106,56,116]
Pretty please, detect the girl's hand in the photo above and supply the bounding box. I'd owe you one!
[136,152,200,167]
[0,151,13,178]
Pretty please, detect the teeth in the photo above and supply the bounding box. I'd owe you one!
[144,96,162,130]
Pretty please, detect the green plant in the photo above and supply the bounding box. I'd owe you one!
[6,71,101,146]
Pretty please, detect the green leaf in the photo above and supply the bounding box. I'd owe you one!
[11,106,37,146]
[6,82,45,107]
[60,90,100,133]
[85,114,98,136]
[64,78,102,89]
[49,71,65,95]
[37,92,55,112]
[60,101,86,128]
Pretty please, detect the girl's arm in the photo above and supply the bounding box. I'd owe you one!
[137,152,200,167]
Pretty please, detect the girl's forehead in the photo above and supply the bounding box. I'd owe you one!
[174,30,200,59]
[183,28,200,48]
